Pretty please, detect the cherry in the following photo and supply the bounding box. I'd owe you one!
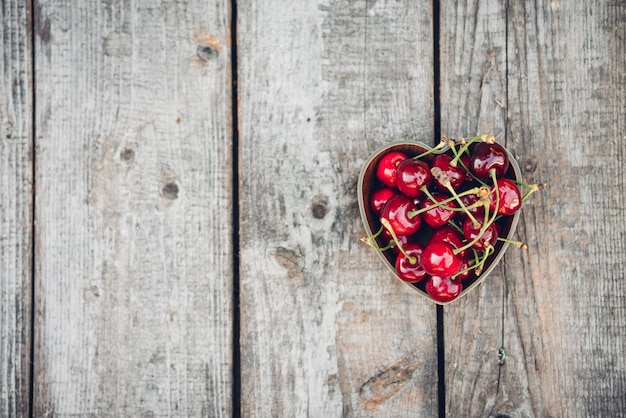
[395,243,428,283]
[455,257,474,282]
[420,193,457,228]
[380,195,422,236]
[370,187,396,215]
[457,193,485,219]
[459,155,474,182]
[462,216,499,251]
[396,158,432,198]
[376,151,408,188]
[425,275,462,303]
[432,154,465,191]
[490,178,522,215]
[421,241,463,276]
[430,226,467,258]
[469,142,510,179]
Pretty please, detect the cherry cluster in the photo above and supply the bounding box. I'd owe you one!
[362,135,539,303]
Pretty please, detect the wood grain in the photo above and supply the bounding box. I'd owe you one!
[33,1,233,415]
[238,0,438,416]
[0,1,33,417]
[442,0,626,416]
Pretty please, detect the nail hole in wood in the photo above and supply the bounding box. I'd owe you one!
[120,148,135,162]
[311,195,329,219]
[162,182,179,200]
[524,159,537,173]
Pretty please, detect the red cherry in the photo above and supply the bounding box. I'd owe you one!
[469,142,510,179]
[462,216,498,251]
[490,178,522,215]
[380,195,422,236]
[420,193,457,228]
[457,193,485,220]
[433,154,465,191]
[395,243,428,283]
[421,241,463,276]
[454,256,474,281]
[459,155,474,182]
[430,226,467,258]
[370,187,396,215]
[376,152,408,188]
[425,275,462,302]
[396,159,432,198]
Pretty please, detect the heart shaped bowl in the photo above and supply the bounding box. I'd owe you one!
[357,141,522,305]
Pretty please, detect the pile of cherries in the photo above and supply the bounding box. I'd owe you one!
[362,135,539,303]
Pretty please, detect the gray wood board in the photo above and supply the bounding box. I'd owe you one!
[0,1,33,417]
[32,1,233,415]
[238,0,439,416]
[441,0,626,416]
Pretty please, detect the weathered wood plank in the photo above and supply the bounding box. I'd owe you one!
[442,0,626,416]
[238,1,438,416]
[505,1,626,415]
[439,0,512,416]
[0,1,33,417]
[33,1,233,416]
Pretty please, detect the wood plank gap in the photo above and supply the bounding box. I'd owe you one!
[28,0,37,416]
[432,1,445,417]
[230,0,241,416]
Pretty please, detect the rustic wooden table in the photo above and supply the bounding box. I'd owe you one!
[2,0,625,416]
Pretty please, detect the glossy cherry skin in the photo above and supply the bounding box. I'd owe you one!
[380,195,422,236]
[456,257,474,282]
[420,193,457,228]
[459,155,474,182]
[425,275,462,303]
[489,178,522,215]
[421,241,463,276]
[457,193,485,220]
[469,142,510,179]
[395,243,428,283]
[430,226,467,258]
[370,187,396,215]
[376,151,408,188]
[462,216,499,251]
[433,154,465,191]
[396,158,432,198]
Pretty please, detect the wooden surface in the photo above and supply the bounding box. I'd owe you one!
[0,1,32,417]
[32,0,233,416]
[1,0,625,416]
[237,1,437,416]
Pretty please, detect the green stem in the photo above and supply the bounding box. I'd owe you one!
[407,186,480,218]
[381,218,416,264]
[453,170,499,255]
[497,237,528,249]
[449,134,491,167]
[413,138,448,160]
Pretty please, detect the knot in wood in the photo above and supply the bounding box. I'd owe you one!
[197,44,218,61]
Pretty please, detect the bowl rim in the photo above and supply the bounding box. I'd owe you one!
[357,140,522,305]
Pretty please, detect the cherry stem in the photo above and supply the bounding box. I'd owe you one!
[360,226,388,250]
[497,237,528,249]
[431,166,480,228]
[407,186,480,218]
[453,170,499,255]
[474,245,495,276]
[449,134,493,167]
[360,237,394,252]
[380,218,416,264]
[413,136,448,160]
